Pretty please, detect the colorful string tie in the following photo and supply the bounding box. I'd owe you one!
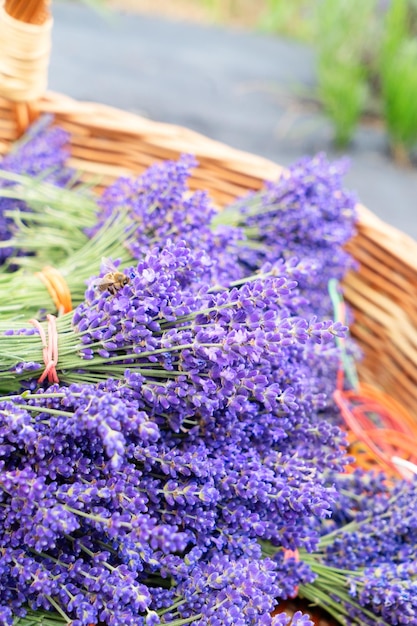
[328,278,417,480]
[35,265,73,315]
[29,314,59,384]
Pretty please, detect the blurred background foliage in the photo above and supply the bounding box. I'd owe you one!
[105,0,417,163]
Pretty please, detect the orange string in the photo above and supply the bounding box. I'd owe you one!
[29,314,59,384]
[333,286,417,478]
[334,388,398,475]
[330,284,417,479]
[334,369,417,479]
[35,266,72,315]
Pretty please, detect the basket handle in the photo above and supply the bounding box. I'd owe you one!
[0,0,52,133]
[5,0,50,24]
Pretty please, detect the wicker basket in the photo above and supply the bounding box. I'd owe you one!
[1,3,417,624]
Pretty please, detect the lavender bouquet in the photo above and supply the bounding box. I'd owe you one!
[0,246,349,625]
[0,245,350,624]
[289,470,417,625]
[210,153,358,318]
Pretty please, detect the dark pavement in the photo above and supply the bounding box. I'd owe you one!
[49,2,417,239]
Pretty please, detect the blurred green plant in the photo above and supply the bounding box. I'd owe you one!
[191,0,417,163]
[379,0,417,163]
[382,0,409,57]
[258,0,315,41]
[188,0,314,37]
[314,0,376,148]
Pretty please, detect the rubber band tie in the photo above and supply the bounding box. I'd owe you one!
[29,314,59,384]
[35,266,72,315]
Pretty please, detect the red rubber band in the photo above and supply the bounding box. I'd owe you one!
[29,314,59,384]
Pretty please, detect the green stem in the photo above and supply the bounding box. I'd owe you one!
[42,598,70,624]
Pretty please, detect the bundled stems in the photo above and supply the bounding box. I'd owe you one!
[0,211,135,319]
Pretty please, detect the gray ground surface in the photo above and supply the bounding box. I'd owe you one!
[50,1,417,239]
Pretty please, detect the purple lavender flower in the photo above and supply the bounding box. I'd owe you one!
[296,557,417,625]
[350,561,417,625]
[85,151,359,306]
[0,385,187,622]
[0,369,349,624]
[89,154,244,286]
[68,244,347,427]
[84,152,359,303]
[2,116,71,180]
[282,473,417,625]
[174,552,283,625]
[313,473,417,570]
[272,611,314,626]
[212,153,358,316]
